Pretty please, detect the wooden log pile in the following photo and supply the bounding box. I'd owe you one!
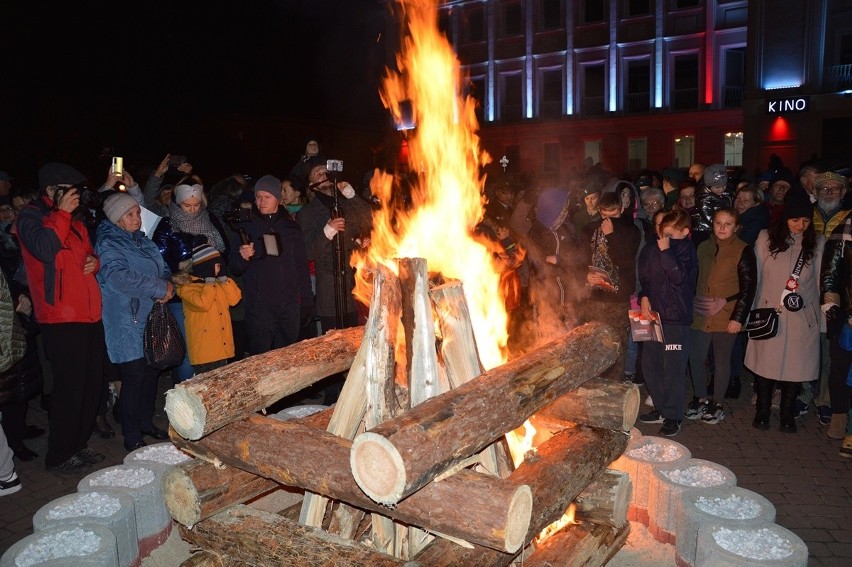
[164,260,639,566]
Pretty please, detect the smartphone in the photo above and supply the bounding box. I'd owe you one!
[169,155,187,168]
[112,157,124,178]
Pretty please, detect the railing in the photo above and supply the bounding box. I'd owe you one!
[721,85,743,108]
[670,88,698,110]
[625,92,650,113]
[826,64,852,90]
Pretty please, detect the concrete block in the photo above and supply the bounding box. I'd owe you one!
[695,522,808,566]
[0,524,118,567]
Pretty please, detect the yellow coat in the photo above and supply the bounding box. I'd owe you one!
[176,277,242,365]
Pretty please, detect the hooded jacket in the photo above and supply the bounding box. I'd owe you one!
[638,237,698,325]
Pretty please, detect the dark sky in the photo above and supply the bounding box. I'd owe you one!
[0,0,393,185]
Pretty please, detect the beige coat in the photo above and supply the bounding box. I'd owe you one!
[744,230,824,382]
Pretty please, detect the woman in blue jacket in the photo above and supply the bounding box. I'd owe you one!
[637,208,698,436]
[96,193,174,451]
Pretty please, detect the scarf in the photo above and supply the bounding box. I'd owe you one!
[168,202,225,252]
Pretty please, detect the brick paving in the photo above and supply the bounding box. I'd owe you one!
[2,373,851,566]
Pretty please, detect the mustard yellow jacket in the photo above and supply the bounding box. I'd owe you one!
[177,277,242,365]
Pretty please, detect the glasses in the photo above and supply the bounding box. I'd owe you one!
[818,186,842,194]
[0,206,13,213]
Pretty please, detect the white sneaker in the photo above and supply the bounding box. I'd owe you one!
[645,394,654,407]
[0,471,21,497]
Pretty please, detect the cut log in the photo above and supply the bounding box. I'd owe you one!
[534,377,640,432]
[573,469,632,529]
[179,505,412,567]
[523,521,630,567]
[163,458,278,528]
[510,424,628,544]
[165,326,363,440]
[399,257,444,405]
[350,321,620,505]
[178,549,250,567]
[170,414,532,553]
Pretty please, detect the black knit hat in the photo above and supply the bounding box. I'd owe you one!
[782,188,813,220]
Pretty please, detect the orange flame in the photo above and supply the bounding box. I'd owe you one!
[536,503,579,543]
[353,0,507,369]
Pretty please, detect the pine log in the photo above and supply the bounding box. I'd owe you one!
[179,550,250,567]
[399,257,444,405]
[170,414,532,553]
[350,321,620,505]
[301,266,399,533]
[535,377,640,432]
[573,469,632,529]
[523,521,630,567]
[165,326,364,440]
[178,505,412,567]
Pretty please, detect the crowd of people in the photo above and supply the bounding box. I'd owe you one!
[2,146,851,500]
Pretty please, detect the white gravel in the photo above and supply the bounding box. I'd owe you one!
[713,526,794,560]
[15,528,100,566]
[46,492,120,519]
[627,442,683,462]
[660,465,726,487]
[696,494,762,520]
[129,444,192,465]
[89,467,155,488]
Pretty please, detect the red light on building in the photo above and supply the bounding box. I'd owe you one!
[768,117,791,141]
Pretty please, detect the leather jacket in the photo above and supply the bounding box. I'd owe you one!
[821,216,852,317]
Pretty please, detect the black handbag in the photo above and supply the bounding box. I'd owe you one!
[745,307,779,340]
[143,302,186,369]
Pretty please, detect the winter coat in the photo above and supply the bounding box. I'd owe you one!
[821,216,852,321]
[692,235,756,332]
[526,220,588,308]
[813,206,851,238]
[176,277,242,365]
[694,188,733,235]
[637,237,697,325]
[228,206,314,312]
[744,230,823,383]
[96,220,171,364]
[737,204,770,247]
[15,197,102,324]
[298,193,372,318]
[583,216,641,302]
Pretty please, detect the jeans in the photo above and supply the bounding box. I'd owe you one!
[168,301,195,383]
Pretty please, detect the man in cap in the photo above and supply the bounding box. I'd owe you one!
[15,162,105,474]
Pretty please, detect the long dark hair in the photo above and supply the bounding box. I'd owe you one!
[767,217,817,264]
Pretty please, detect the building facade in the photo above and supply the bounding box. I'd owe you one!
[438,0,748,180]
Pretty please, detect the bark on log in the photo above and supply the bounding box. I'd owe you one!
[179,505,413,567]
[178,550,250,567]
[534,378,640,432]
[523,521,630,567]
[170,414,532,553]
[165,326,363,440]
[511,424,628,544]
[573,469,632,529]
[350,321,620,505]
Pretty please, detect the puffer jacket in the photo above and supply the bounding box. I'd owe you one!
[693,188,733,234]
[176,277,242,365]
[821,215,852,320]
[692,235,757,332]
[96,220,171,364]
[638,236,698,325]
[15,197,102,324]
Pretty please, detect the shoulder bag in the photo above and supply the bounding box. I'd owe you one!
[143,302,186,369]
[745,249,805,341]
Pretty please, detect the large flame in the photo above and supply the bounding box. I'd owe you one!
[353,0,507,370]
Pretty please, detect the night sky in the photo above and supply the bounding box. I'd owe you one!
[1,0,392,187]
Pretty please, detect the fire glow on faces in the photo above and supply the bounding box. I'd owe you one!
[712,211,738,241]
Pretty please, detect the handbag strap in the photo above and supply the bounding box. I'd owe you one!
[777,249,805,310]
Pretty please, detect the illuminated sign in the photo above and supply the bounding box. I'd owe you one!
[766,96,809,114]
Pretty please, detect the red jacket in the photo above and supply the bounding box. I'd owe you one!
[15,197,102,324]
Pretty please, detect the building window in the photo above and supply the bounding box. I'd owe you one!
[540,69,563,118]
[721,48,745,108]
[841,33,852,65]
[540,0,563,31]
[626,60,651,113]
[466,7,485,43]
[724,132,743,166]
[502,73,524,121]
[544,143,561,174]
[672,54,699,110]
[674,135,695,168]
[585,140,602,166]
[581,0,605,24]
[628,138,648,171]
[502,2,523,37]
[468,77,487,123]
[626,0,651,17]
[583,64,606,115]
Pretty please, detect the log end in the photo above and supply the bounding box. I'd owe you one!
[165,388,207,441]
[350,432,406,506]
[623,384,640,431]
[505,484,533,553]
[163,466,202,528]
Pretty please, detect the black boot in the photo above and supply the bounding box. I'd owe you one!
[778,381,800,433]
[752,376,773,430]
[725,375,742,399]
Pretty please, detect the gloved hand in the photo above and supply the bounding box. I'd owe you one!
[300,304,317,329]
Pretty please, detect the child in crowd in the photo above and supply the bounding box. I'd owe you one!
[174,244,242,375]
[637,208,698,436]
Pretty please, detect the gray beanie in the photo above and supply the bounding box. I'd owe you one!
[103,192,138,225]
[254,174,282,201]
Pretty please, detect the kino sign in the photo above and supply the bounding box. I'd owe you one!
[767,96,809,114]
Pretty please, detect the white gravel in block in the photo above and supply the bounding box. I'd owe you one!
[46,492,121,519]
[627,442,684,462]
[660,464,727,487]
[713,526,794,560]
[88,467,155,489]
[696,494,762,520]
[128,444,191,465]
[14,528,100,566]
